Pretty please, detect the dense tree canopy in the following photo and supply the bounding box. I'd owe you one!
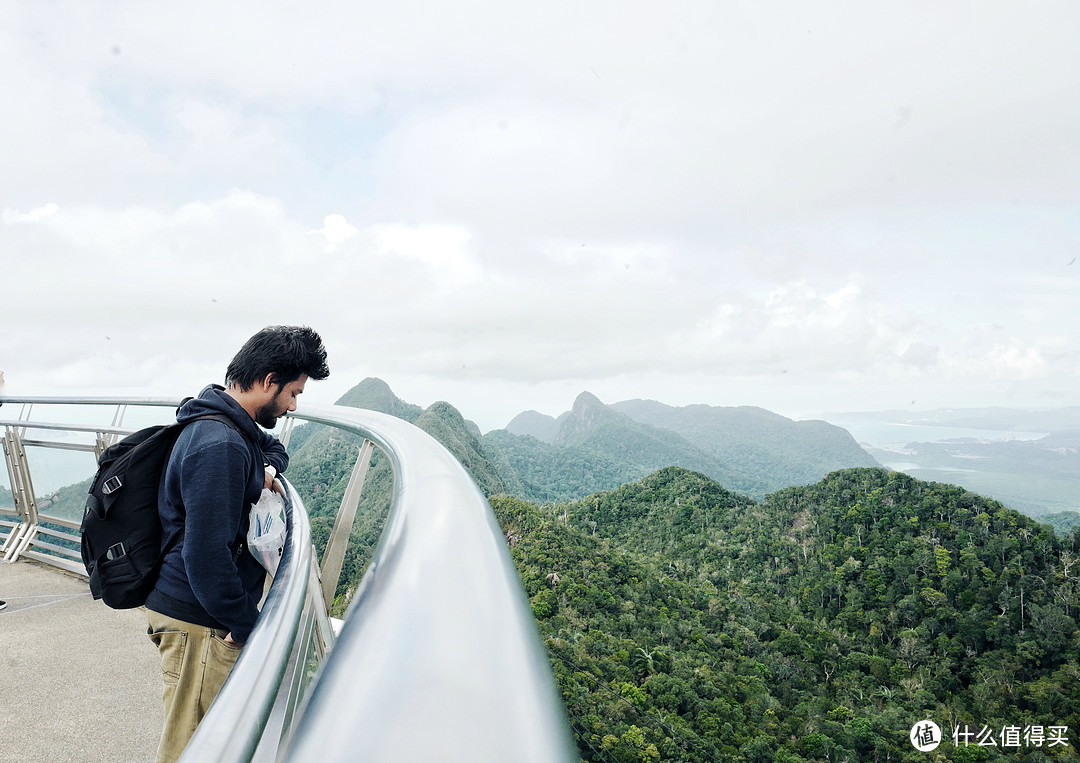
[494,468,1080,762]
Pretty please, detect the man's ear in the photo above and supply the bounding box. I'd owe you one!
[260,373,278,393]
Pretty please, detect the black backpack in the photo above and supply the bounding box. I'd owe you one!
[81,412,245,609]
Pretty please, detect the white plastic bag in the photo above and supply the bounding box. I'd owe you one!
[247,488,286,576]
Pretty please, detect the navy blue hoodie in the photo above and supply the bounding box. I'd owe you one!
[146,384,289,643]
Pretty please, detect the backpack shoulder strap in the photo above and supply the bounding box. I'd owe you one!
[186,412,247,438]
[180,412,261,453]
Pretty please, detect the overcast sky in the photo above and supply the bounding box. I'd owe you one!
[2,1,1079,432]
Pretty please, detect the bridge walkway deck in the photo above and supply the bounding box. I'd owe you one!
[0,559,160,763]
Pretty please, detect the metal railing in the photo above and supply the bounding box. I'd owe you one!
[0,396,575,762]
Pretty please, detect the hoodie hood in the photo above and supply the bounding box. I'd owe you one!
[177,384,266,444]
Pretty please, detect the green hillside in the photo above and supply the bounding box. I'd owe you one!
[32,478,92,525]
[333,376,425,422]
[496,467,1080,762]
[484,429,638,503]
[487,392,773,502]
[492,392,879,502]
[414,401,507,497]
[611,398,879,487]
[1041,511,1080,536]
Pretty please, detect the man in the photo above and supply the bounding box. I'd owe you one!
[145,325,329,763]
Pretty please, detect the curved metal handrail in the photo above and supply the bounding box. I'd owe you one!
[179,477,312,762]
[0,395,184,408]
[0,395,575,762]
[278,404,575,762]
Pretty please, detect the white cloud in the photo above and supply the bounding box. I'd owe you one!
[3,1,1080,427]
[369,223,480,282]
[314,214,359,251]
[3,203,59,224]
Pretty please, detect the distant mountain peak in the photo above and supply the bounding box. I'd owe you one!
[505,410,559,442]
[572,390,606,410]
[334,377,423,422]
[415,400,506,495]
[335,377,392,406]
[557,391,614,444]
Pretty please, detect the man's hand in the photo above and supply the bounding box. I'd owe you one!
[263,465,277,490]
[224,633,243,647]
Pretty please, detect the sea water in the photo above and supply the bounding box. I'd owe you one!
[828,420,1048,451]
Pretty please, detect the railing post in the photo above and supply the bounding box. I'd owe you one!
[94,431,110,460]
[279,417,296,451]
[2,425,38,561]
[104,404,128,452]
[320,439,375,608]
[93,405,130,458]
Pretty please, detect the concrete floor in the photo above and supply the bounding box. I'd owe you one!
[0,558,161,763]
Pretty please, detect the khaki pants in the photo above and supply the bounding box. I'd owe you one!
[146,610,243,763]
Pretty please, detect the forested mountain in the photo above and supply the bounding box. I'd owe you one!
[505,409,561,442]
[333,376,425,422]
[1042,512,1080,536]
[299,380,876,514]
[283,379,1080,761]
[496,467,1080,762]
[487,392,764,502]
[414,400,507,497]
[492,391,878,502]
[610,398,879,487]
[27,478,91,526]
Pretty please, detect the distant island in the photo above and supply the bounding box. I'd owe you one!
[821,408,1080,532]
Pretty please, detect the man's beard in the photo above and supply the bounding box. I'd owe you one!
[255,393,285,428]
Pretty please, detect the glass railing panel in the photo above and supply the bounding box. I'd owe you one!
[1,436,21,550]
[2,417,121,566]
[0,454,12,492]
[21,444,97,521]
[0,472,15,523]
[248,565,334,763]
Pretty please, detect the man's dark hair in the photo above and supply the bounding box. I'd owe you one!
[225,326,330,391]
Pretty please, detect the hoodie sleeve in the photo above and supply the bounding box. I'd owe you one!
[178,436,261,642]
[258,429,289,475]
